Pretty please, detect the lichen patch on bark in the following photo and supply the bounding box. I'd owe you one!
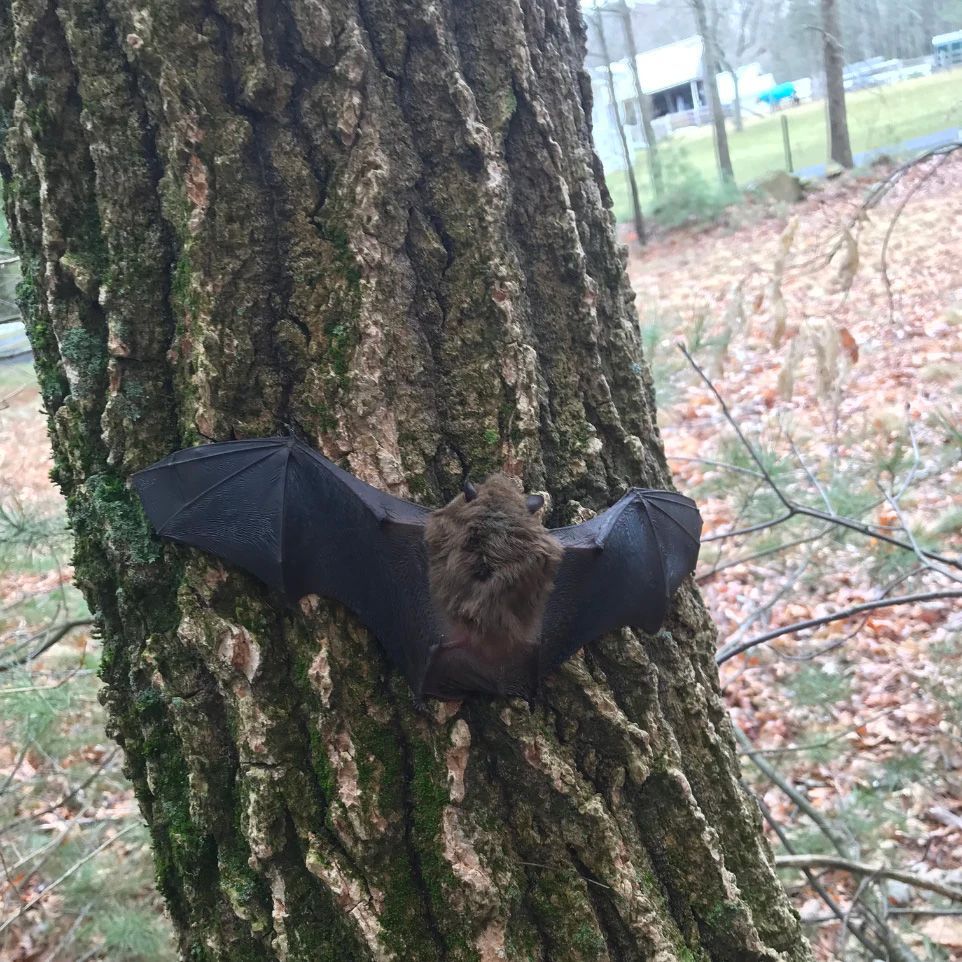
[445,718,471,803]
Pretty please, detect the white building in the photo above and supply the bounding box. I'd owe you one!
[589,35,774,171]
[933,29,962,68]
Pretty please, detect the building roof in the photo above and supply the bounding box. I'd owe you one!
[933,29,962,46]
[634,35,704,93]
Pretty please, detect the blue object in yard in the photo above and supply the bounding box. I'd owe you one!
[758,82,797,105]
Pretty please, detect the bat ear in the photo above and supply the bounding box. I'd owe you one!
[526,494,545,514]
[462,480,478,502]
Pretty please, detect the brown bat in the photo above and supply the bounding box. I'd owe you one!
[423,474,563,697]
[132,437,702,699]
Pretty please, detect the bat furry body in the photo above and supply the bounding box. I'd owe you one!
[424,475,563,697]
[132,437,702,699]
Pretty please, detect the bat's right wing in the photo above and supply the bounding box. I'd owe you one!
[539,490,702,678]
[131,438,442,694]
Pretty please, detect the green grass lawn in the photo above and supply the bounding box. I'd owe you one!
[609,68,962,221]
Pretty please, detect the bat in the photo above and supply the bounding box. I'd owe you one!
[131,437,702,699]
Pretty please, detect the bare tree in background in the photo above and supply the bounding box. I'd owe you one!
[714,0,766,134]
[689,0,736,181]
[594,1,647,243]
[821,0,854,168]
[614,0,664,198]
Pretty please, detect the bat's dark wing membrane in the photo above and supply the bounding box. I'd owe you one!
[539,490,702,678]
[131,438,440,693]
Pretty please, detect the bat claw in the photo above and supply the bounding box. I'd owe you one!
[281,419,312,444]
[410,692,433,717]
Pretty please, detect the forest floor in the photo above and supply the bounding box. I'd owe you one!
[1,155,962,960]
[628,154,962,958]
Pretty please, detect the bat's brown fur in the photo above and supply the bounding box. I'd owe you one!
[423,474,564,696]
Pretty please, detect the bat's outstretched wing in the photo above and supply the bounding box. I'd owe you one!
[131,437,441,693]
[539,490,702,678]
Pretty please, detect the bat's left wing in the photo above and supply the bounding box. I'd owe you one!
[131,437,442,695]
[538,490,702,678]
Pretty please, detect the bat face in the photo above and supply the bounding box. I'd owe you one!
[423,475,564,692]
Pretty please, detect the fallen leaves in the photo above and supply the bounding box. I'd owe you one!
[918,915,962,948]
[628,156,962,957]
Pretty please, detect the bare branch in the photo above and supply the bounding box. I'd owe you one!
[678,343,962,569]
[0,822,140,936]
[717,589,962,665]
[775,854,962,903]
[733,725,854,858]
[878,153,952,321]
[0,748,119,837]
[0,619,94,673]
[751,762,897,957]
[696,525,834,584]
[701,511,795,543]
[776,564,925,662]
[666,453,767,481]
[876,481,962,586]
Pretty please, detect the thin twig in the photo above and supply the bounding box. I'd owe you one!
[725,558,812,648]
[0,741,32,798]
[836,868,880,961]
[0,620,94,673]
[876,481,962,586]
[666,454,767,480]
[678,343,962,569]
[754,792,890,958]
[696,525,833,583]
[888,907,962,917]
[518,860,612,890]
[0,748,119,837]
[787,434,834,515]
[738,707,899,755]
[41,902,92,962]
[0,822,139,935]
[734,726,853,858]
[775,854,962,903]
[717,589,962,665]
[701,510,796,543]
[775,564,924,662]
[877,153,953,321]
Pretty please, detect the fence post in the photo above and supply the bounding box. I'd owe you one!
[781,114,794,172]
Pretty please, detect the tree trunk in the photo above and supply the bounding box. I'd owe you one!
[617,0,663,198]
[724,61,743,134]
[689,0,735,182]
[594,4,645,245]
[821,0,854,168]
[0,1,811,960]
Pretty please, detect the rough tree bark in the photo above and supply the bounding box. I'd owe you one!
[820,0,853,168]
[0,1,811,960]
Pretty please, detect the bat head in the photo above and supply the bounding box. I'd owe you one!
[425,474,563,647]
[463,478,546,516]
